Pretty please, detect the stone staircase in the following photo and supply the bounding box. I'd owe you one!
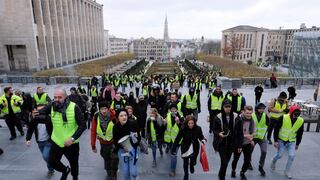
[145,61,182,75]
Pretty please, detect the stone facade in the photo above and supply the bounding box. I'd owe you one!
[0,0,104,72]
[133,37,169,60]
[109,37,128,55]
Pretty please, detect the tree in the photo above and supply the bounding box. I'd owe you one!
[222,33,244,61]
[201,40,221,55]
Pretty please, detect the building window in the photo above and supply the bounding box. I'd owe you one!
[31,0,36,24]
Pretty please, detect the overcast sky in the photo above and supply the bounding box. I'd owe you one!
[96,0,319,39]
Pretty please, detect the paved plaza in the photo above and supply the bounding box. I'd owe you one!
[0,83,319,180]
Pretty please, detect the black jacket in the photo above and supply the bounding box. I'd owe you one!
[68,94,86,113]
[254,86,264,96]
[113,120,141,152]
[26,114,53,143]
[213,112,242,151]
[134,100,148,126]
[172,125,205,156]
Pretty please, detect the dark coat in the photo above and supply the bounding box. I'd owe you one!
[172,125,205,157]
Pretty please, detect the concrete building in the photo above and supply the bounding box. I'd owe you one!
[104,30,110,56]
[221,25,269,62]
[221,24,320,64]
[0,0,104,72]
[133,37,169,60]
[109,36,128,55]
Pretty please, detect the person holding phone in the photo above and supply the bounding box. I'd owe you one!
[213,99,242,180]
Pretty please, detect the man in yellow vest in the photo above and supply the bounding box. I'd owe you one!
[226,88,245,114]
[164,103,184,177]
[207,86,224,134]
[0,87,24,140]
[33,86,51,109]
[110,92,126,112]
[90,85,98,106]
[252,103,270,177]
[267,91,288,144]
[33,88,86,180]
[91,101,118,180]
[182,87,201,119]
[271,105,304,179]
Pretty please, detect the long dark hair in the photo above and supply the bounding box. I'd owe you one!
[182,115,197,129]
[115,108,128,124]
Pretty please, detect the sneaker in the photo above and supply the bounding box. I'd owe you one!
[9,136,16,141]
[285,171,293,179]
[231,170,236,178]
[169,172,176,177]
[152,161,157,168]
[268,139,273,145]
[240,172,247,180]
[270,159,276,170]
[47,169,54,177]
[259,166,266,176]
[190,165,194,174]
[60,166,70,180]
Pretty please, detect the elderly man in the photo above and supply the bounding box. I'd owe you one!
[33,88,86,180]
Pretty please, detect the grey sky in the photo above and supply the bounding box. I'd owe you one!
[96,0,319,39]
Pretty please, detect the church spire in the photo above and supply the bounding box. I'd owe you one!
[164,15,169,42]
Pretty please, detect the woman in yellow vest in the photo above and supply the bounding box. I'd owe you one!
[271,106,304,179]
[91,101,118,180]
[164,103,184,177]
[146,108,166,167]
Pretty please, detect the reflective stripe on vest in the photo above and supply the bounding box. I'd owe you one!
[227,95,242,112]
[164,113,180,144]
[252,112,268,140]
[0,94,22,115]
[270,101,287,119]
[150,121,156,142]
[96,116,114,141]
[210,95,223,110]
[279,114,304,142]
[34,93,48,106]
[51,102,79,148]
[185,94,197,109]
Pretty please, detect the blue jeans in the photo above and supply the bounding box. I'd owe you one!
[167,143,179,173]
[38,140,54,171]
[272,141,296,172]
[118,148,139,180]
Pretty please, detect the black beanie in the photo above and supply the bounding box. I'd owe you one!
[279,91,287,99]
[98,101,110,109]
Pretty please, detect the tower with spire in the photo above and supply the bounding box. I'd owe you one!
[163,15,169,42]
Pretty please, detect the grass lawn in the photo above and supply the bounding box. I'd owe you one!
[196,54,286,78]
[33,53,134,77]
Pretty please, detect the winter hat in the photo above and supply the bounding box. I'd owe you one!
[279,91,287,99]
[222,99,232,107]
[98,101,110,109]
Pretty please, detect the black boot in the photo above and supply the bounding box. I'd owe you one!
[190,165,194,174]
[60,166,70,180]
[231,170,236,178]
[259,165,266,177]
[240,171,247,180]
[183,174,189,180]
[248,163,253,170]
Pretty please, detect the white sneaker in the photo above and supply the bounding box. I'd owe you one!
[284,171,292,179]
[285,171,293,179]
[270,159,276,170]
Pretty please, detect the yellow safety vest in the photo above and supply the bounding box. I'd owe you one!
[51,102,79,148]
[33,93,48,106]
[143,87,148,96]
[270,100,287,119]
[210,95,224,110]
[185,94,198,109]
[0,94,23,115]
[150,121,156,142]
[279,114,304,142]
[111,100,126,110]
[164,113,181,144]
[91,87,98,97]
[252,112,268,140]
[227,95,242,112]
[96,116,114,141]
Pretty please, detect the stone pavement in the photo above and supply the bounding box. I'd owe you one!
[0,83,320,180]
